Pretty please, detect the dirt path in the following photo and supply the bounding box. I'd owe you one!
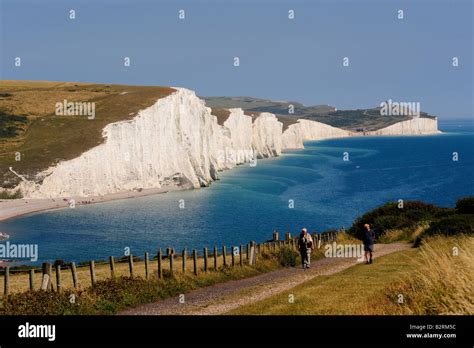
[119,243,410,315]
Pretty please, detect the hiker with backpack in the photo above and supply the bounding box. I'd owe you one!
[363,223,376,264]
[298,228,314,269]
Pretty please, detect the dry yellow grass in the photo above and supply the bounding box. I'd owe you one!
[361,235,474,314]
[210,107,231,125]
[0,80,175,187]
[335,231,360,244]
[1,250,253,296]
[377,223,428,244]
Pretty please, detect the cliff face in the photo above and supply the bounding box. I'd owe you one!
[19,89,287,198]
[366,117,439,136]
[282,119,353,149]
[16,88,439,198]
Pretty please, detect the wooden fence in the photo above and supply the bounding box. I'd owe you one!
[0,229,340,298]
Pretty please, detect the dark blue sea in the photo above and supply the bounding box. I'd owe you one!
[1,119,473,264]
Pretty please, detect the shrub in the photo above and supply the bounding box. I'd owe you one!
[373,215,412,232]
[0,189,23,199]
[349,201,443,240]
[276,246,298,267]
[456,196,474,214]
[423,214,474,237]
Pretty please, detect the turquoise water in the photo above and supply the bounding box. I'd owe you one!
[1,120,473,264]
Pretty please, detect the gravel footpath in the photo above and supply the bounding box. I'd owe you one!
[119,243,410,315]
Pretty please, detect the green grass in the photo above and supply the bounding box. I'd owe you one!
[229,248,419,315]
[0,189,23,199]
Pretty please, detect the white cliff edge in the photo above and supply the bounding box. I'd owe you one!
[15,88,439,198]
[366,117,440,136]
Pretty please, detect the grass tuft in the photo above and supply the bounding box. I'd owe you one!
[362,235,474,315]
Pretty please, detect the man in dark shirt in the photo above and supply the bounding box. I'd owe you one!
[363,224,375,264]
[298,228,314,269]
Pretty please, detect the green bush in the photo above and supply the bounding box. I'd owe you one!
[423,214,474,237]
[1,289,95,315]
[349,201,444,240]
[372,215,412,232]
[456,196,474,214]
[276,246,298,267]
[0,189,23,199]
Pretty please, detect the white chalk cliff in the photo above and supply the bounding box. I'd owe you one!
[282,119,353,149]
[16,88,439,198]
[366,117,440,136]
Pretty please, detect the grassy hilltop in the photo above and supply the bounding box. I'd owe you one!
[204,96,437,132]
[0,81,174,189]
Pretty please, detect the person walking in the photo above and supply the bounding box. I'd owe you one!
[363,223,376,264]
[298,228,314,269]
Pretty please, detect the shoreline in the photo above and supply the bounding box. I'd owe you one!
[0,185,188,224]
[0,132,443,225]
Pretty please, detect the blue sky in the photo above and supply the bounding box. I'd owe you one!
[1,0,472,118]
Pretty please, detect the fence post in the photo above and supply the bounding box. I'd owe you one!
[222,246,227,266]
[29,269,35,291]
[213,246,218,270]
[109,256,115,278]
[71,262,78,289]
[182,248,187,273]
[157,249,163,279]
[46,263,53,291]
[249,242,256,266]
[48,263,54,291]
[90,261,96,286]
[4,266,9,298]
[231,246,236,267]
[169,250,174,276]
[285,231,291,241]
[144,252,149,280]
[193,249,198,275]
[41,262,52,291]
[239,245,243,266]
[129,254,134,278]
[203,248,208,272]
[246,244,249,259]
[273,229,279,241]
[55,264,62,293]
